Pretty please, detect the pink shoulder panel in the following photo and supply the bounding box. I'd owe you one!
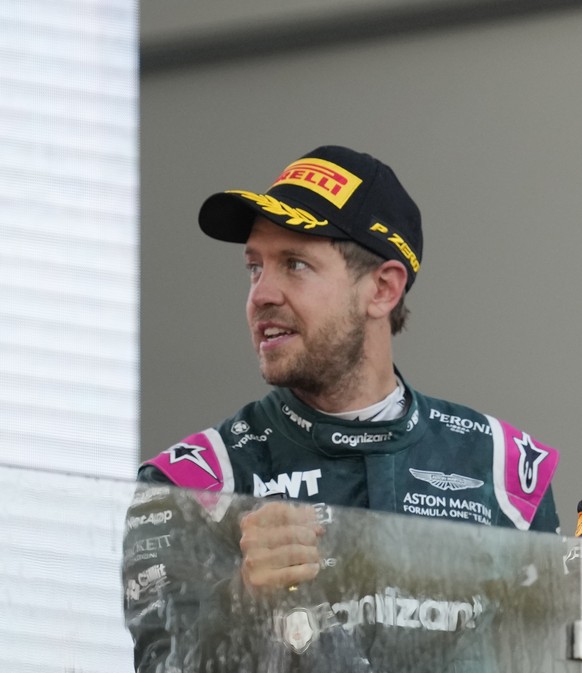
[143,429,235,521]
[487,415,559,530]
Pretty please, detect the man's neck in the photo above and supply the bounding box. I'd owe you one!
[318,377,406,422]
[291,366,399,414]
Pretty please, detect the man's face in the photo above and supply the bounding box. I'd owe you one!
[244,217,368,398]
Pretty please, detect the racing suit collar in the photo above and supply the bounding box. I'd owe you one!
[273,371,426,456]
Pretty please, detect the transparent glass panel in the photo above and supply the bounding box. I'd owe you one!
[1,465,579,672]
[0,465,134,673]
[0,467,582,673]
[123,482,582,673]
[0,0,138,480]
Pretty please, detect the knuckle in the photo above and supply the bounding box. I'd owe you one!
[239,528,262,554]
[239,531,251,552]
[243,555,257,573]
[239,511,256,531]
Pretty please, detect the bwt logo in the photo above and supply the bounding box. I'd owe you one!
[253,469,322,498]
[281,404,312,432]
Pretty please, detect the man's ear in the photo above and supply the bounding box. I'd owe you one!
[367,260,407,319]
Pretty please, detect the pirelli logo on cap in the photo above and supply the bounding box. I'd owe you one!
[369,221,420,273]
[272,158,362,208]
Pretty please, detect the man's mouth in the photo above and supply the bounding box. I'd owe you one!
[257,323,297,349]
[263,326,294,341]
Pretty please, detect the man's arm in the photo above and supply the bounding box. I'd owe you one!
[123,467,247,673]
[123,464,333,671]
[528,484,561,534]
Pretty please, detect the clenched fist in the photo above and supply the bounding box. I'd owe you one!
[239,501,325,594]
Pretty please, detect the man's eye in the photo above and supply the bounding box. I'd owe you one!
[288,259,308,271]
[246,263,262,276]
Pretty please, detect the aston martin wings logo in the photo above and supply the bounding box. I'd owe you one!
[409,468,484,491]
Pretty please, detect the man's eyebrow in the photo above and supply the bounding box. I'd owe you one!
[279,247,313,258]
[244,246,315,258]
[243,245,254,257]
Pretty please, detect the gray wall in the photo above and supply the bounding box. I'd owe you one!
[141,2,582,533]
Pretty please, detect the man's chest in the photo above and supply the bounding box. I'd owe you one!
[257,433,497,525]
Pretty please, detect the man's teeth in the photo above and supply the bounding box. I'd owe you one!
[264,327,292,339]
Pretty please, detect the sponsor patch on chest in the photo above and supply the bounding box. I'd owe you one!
[402,491,492,525]
[429,409,492,435]
[253,469,322,498]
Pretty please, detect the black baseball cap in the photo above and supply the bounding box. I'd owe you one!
[198,145,423,291]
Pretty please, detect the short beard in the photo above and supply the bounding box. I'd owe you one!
[260,297,366,399]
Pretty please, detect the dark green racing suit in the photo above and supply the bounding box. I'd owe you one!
[123,378,560,673]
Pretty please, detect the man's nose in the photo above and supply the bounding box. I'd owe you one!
[248,269,285,307]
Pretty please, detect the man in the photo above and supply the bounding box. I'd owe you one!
[124,146,560,672]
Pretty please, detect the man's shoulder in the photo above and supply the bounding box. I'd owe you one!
[213,393,276,437]
[414,387,489,422]
[412,385,560,531]
[139,427,235,492]
[137,392,277,489]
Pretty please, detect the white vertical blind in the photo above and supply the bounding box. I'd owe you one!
[0,0,138,670]
[0,0,138,480]
[0,465,135,673]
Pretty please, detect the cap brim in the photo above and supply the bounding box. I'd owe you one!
[198,191,349,243]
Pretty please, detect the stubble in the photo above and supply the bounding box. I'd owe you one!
[259,295,366,399]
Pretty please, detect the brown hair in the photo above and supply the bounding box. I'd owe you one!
[331,240,410,335]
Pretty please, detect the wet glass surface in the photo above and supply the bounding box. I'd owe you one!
[123,484,582,673]
[1,465,580,672]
